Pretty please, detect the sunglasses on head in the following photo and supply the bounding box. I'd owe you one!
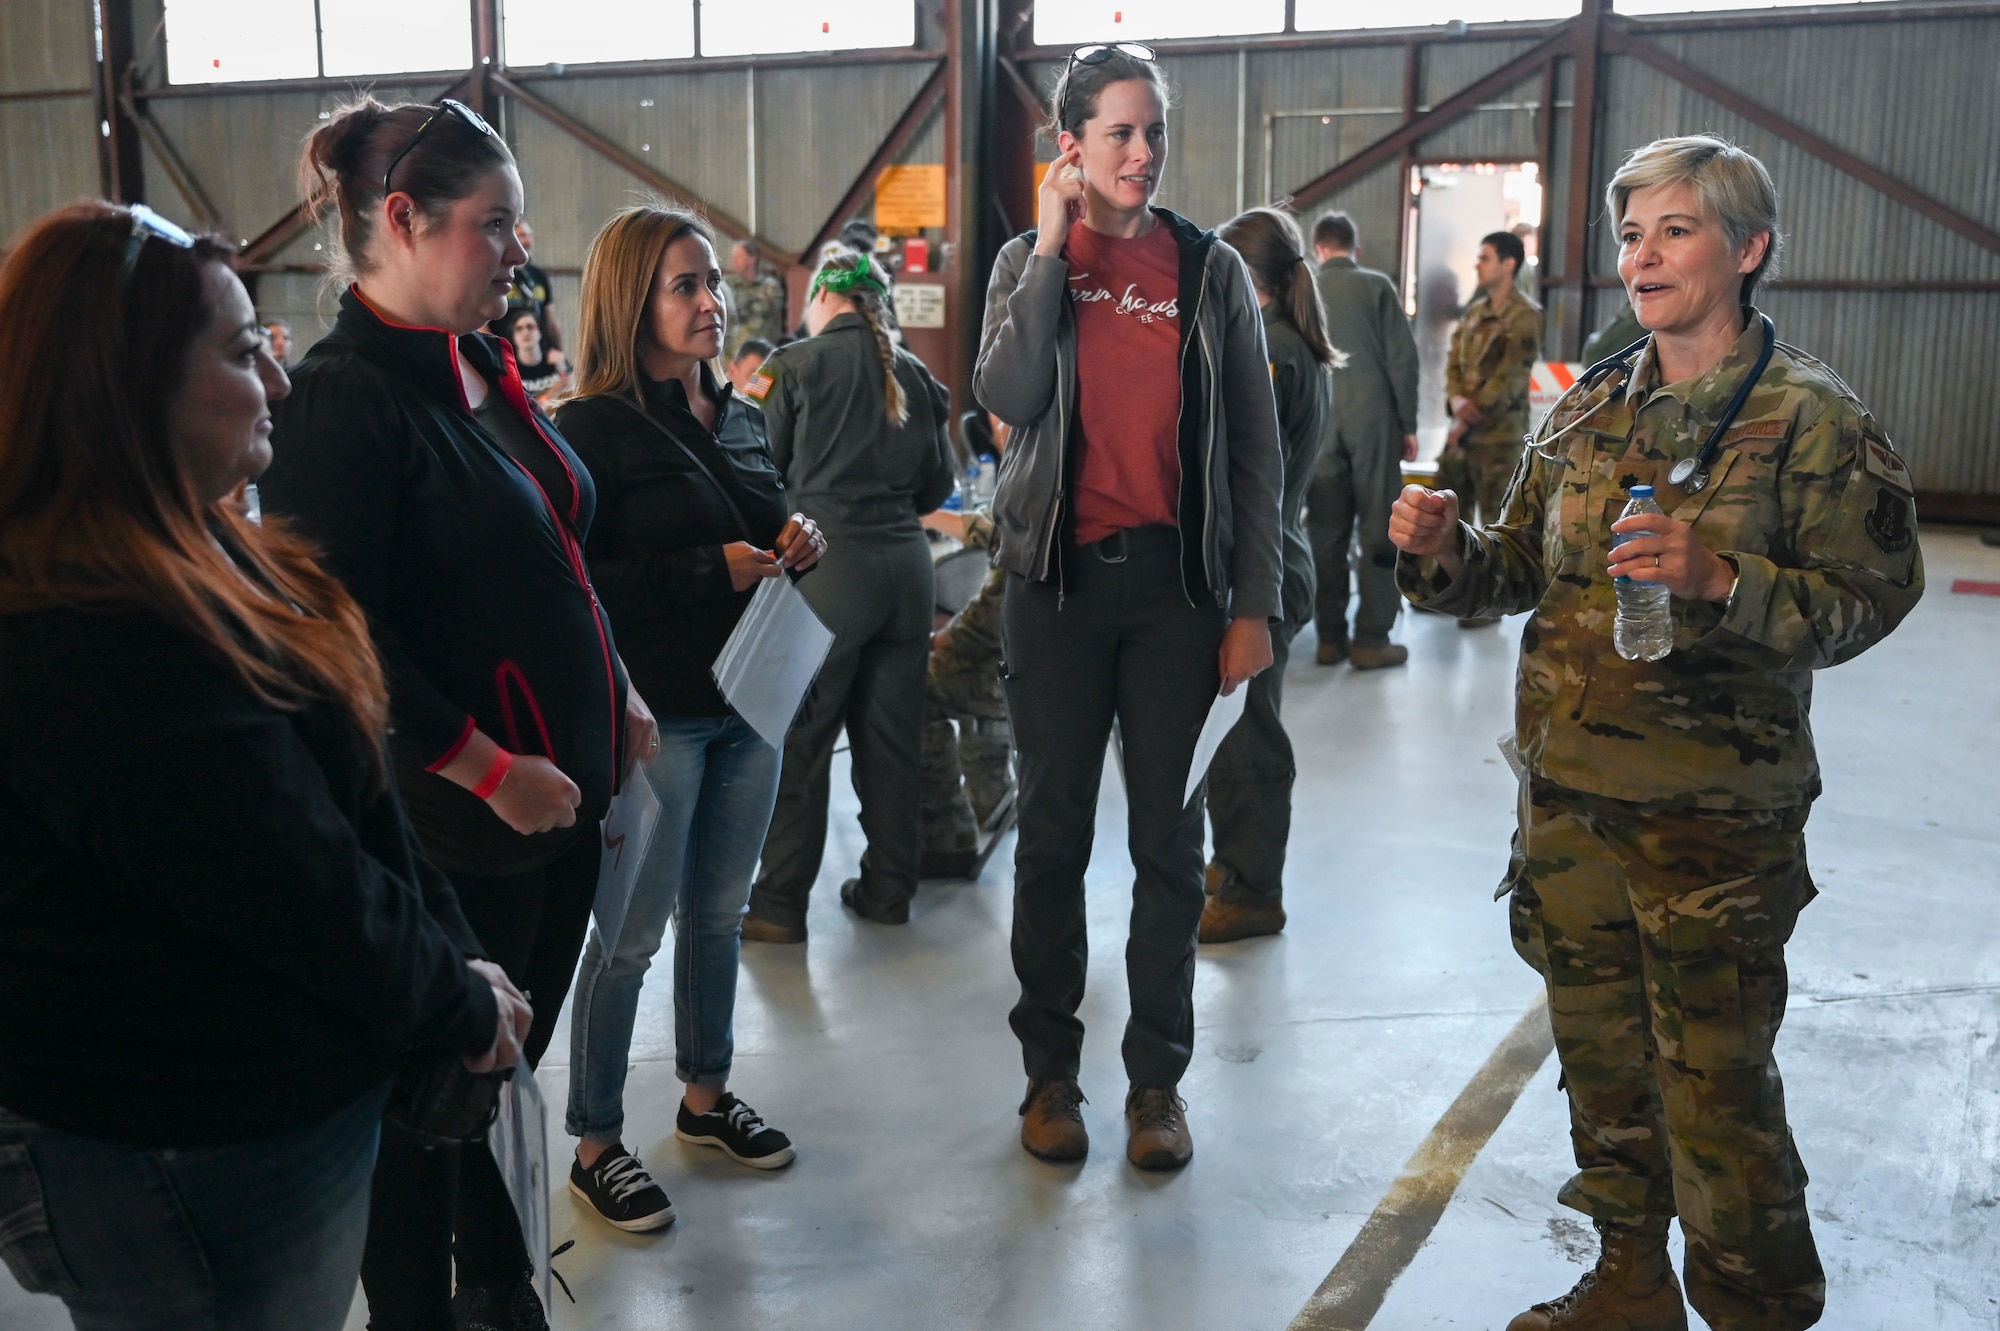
[1059,42,1157,130]
[121,204,195,287]
[382,98,494,197]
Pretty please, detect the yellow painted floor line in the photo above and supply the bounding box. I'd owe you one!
[1287,992,1556,1331]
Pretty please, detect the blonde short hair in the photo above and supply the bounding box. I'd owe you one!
[1606,135,1782,307]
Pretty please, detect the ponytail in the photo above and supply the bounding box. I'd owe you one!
[810,250,907,426]
[1218,207,1337,368]
[298,94,516,287]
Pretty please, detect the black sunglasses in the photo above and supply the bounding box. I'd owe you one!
[122,204,196,287]
[1059,42,1158,130]
[381,98,494,197]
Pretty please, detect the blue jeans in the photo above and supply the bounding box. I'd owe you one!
[0,1083,386,1331]
[566,713,780,1139]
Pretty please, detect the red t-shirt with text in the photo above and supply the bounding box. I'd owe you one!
[1063,223,1182,547]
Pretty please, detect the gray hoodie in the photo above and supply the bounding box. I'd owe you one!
[973,209,1285,622]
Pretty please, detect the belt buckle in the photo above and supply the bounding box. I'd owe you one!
[1094,530,1130,564]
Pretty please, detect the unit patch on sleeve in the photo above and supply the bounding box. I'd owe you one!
[1863,485,1915,553]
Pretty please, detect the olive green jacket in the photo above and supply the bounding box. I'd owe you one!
[1446,286,1542,447]
[1315,256,1418,443]
[747,312,956,538]
[1400,314,1924,810]
[1263,306,1332,631]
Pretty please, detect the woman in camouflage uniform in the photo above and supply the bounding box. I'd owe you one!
[1391,136,1923,1331]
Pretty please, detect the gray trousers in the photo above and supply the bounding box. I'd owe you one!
[1306,428,1403,648]
[1001,526,1226,1087]
[749,532,933,929]
[1204,619,1298,905]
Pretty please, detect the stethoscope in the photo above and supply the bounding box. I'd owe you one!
[1526,313,1777,495]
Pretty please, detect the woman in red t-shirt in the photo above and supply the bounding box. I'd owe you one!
[974,43,1286,1174]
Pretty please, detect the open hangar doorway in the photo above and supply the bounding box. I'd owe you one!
[1401,161,1543,465]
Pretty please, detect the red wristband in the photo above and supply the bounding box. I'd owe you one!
[471,749,514,801]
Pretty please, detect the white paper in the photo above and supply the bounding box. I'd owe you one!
[592,759,662,957]
[487,1056,552,1310]
[1183,687,1250,806]
[712,574,835,751]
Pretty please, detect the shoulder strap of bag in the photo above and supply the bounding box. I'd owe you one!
[623,394,759,545]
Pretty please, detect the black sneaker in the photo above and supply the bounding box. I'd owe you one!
[676,1092,797,1169]
[567,1144,676,1232]
[450,1268,546,1331]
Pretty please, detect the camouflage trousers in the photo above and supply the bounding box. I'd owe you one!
[1508,776,1826,1331]
[920,654,1011,857]
[1434,440,1522,526]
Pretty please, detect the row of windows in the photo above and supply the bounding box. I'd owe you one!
[161,0,919,85]
[1036,0,1882,44]
[163,0,1882,86]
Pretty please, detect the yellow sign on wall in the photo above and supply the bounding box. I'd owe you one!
[875,164,947,233]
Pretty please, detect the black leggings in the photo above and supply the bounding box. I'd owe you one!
[360,832,601,1330]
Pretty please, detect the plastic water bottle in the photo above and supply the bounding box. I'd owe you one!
[1611,485,1673,662]
[971,453,998,504]
[941,476,964,513]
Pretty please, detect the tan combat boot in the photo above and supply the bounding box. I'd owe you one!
[1019,1079,1088,1162]
[1507,1221,1689,1331]
[1125,1086,1193,1171]
[1198,895,1286,943]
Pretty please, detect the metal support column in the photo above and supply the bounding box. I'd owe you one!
[91,0,145,204]
[1557,0,1608,360]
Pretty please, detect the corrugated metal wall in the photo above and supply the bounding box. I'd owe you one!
[3,4,1997,491]
[0,0,100,246]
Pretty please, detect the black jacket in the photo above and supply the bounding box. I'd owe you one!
[262,288,627,870]
[554,371,791,718]
[0,607,497,1147]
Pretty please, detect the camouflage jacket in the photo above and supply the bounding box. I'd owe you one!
[724,273,786,357]
[937,510,1003,672]
[1399,313,1924,810]
[1446,287,1542,447]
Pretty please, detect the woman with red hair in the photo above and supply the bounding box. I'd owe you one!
[0,201,521,1330]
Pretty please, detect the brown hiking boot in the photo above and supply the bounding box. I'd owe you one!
[1125,1086,1192,1171]
[1198,895,1286,943]
[1350,642,1409,670]
[1506,1221,1689,1331]
[1315,639,1350,666]
[1019,1079,1088,1162]
[739,913,805,945]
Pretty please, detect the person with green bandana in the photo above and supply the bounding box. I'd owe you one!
[742,250,957,941]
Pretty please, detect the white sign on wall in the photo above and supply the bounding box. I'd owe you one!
[894,282,947,330]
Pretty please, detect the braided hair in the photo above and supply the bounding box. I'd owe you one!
[811,250,906,426]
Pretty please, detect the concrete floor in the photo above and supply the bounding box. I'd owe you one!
[6,531,1996,1330]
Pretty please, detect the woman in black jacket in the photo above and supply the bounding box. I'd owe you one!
[259,97,656,1330]
[553,206,824,1232]
[0,204,519,1331]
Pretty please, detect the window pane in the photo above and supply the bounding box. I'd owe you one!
[1616,0,1864,13]
[320,0,472,76]
[1296,0,1576,29]
[702,0,916,57]
[164,0,319,84]
[503,0,694,66]
[1296,0,1576,30]
[1032,0,1284,46]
